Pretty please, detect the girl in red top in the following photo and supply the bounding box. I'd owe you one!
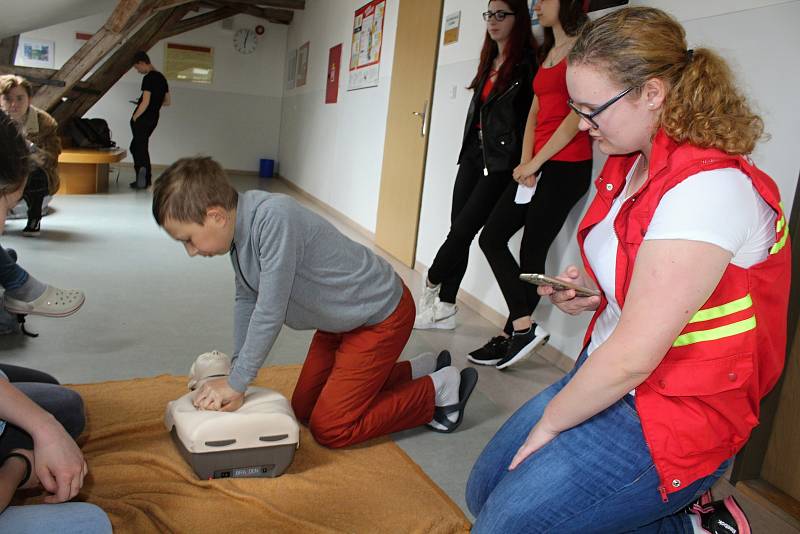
[415,0,536,331]
[469,0,591,369]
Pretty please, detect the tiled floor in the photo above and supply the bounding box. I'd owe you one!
[1,168,796,531]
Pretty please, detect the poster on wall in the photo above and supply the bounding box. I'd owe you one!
[16,37,55,68]
[164,43,214,84]
[287,48,297,89]
[296,41,310,87]
[326,44,342,104]
[348,0,386,91]
[443,11,461,46]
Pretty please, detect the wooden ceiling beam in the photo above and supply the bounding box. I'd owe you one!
[211,0,303,8]
[31,0,149,111]
[158,7,239,39]
[226,3,294,24]
[50,5,192,123]
[0,36,19,65]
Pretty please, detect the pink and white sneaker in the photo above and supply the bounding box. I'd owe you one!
[691,494,751,534]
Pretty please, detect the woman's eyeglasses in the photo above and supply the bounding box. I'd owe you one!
[482,10,515,22]
[567,86,635,129]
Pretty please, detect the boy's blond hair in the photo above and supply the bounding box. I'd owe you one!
[152,157,238,225]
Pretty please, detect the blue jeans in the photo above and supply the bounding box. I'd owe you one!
[466,349,730,533]
[0,246,28,291]
[0,503,112,533]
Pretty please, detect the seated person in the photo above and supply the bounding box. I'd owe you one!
[152,157,478,446]
[0,75,62,237]
[466,7,788,533]
[0,110,84,319]
[0,364,110,533]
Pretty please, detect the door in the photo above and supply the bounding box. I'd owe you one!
[374,0,444,266]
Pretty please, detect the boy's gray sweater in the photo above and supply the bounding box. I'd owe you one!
[228,191,402,392]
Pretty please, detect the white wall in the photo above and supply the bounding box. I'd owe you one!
[18,10,288,171]
[417,0,800,360]
[278,0,399,232]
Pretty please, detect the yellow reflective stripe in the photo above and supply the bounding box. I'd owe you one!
[673,315,757,347]
[776,215,785,234]
[771,227,788,255]
[688,294,752,324]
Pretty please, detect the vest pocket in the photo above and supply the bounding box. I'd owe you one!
[644,352,753,396]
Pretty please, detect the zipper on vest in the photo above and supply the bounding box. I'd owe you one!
[659,486,668,503]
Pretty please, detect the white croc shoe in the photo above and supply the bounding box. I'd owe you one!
[414,299,457,330]
[4,285,85,318]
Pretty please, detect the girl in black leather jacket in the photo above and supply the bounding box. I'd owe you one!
[415,0,537,331]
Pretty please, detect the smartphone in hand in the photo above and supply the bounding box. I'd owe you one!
[520,273,601,297]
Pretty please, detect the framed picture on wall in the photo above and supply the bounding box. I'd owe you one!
[296,42,310,87]
[287,48,297,89]
[16,37,55,68]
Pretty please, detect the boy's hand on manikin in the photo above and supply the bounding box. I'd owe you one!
[192,377,245,412]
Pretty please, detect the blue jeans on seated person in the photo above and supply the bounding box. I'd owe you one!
[466,349,730,533]
[0,503,112,534]
[0,245,28,292]
[0,364,85,457]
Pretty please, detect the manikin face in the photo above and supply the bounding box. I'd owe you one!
[0,85,31,123]
[163,209,235,258]
[534,0,560,28]
[486,1,515,45]
[566,63,663,156]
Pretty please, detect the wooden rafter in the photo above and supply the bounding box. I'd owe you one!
[50,5,193,123]
[0,36,19,65]
[214,0,304,8]
[208,1,293,24]
[160,7,239,39]
[31,0,150,111]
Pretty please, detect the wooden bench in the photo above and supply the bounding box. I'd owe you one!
[57,148,127,194]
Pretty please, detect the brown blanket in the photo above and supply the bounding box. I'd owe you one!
[17,366,471,533]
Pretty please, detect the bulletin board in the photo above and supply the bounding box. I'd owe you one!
[164,43,214,84]
[348,0,386,91]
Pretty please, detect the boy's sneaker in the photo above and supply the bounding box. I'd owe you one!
[22,219,41,237]
[495,323,550,370]
[467,335,511,366]
[690,495,751,534]
[414,299,457,330]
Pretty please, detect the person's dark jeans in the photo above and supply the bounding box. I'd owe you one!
[427,136,513,304]
[0,364,85,457]
[129,114,159,185]
[0,245,28,291]
[479,159,592,323]
[22,167,48,231]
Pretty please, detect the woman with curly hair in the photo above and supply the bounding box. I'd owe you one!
[467,7,788,533]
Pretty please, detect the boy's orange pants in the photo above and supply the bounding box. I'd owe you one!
[291,284,435,448]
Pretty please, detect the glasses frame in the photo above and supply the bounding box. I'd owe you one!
[568,86,636,129]
[482,10,515,22]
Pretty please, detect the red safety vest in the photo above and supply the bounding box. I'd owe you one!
[577,130,791,499]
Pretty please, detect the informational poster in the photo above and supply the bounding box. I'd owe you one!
[286,48,297,89]
[443,11,461,46]
[296,41,309,87]
[164,43,213,84]
[348,0,385,91]
[326,44,342,104]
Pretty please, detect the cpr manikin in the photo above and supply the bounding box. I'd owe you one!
[165,351,299,479]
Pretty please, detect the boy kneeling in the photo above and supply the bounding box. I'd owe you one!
[152,158,477,447]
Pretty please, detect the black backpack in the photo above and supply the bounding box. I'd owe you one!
[66,118,116,149]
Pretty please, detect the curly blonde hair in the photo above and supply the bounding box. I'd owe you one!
[569,7,764,155]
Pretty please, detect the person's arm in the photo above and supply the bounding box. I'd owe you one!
[231,275,256,366]
[0,379,87,503]
[510,238,733,468]
[513,111,581,186]
[37,112,62,166]
[132,91,151,121]
[193,210,302,411]
[0,455,27,512]
[518,95,539,167]
[162,92,171,107]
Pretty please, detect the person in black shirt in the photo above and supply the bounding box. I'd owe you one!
[129,51,170,189]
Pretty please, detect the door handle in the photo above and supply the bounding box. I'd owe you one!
[411,100,430,138]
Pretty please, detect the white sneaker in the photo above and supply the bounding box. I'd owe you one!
[418,280,440,312]
[414,299,457,330]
